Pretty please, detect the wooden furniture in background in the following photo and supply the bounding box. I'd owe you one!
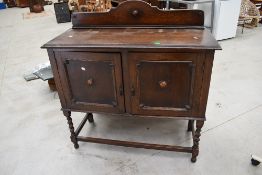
[77,0,112,12]
[48,79,57,91]
[42,0,221,162]
[29,0,44,12]
[16,0,29,7]
[4,0,16,7]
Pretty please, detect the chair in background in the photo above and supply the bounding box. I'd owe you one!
[238,0,260,33]
[250,0,262,23]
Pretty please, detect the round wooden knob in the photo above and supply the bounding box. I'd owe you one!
[159,81,167,88]
[87,78,93,86]
[132,10,139,16]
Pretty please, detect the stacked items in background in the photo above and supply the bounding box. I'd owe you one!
[70,0,112,12]
[54,0,112,24]
[239,0,261,27]
[2,0,52,9]
[29,0,44,12]
[3,0,16,7]
[250,0,262,23]
[67,0,187,13]
[17,0,30,8]
[0,0,7,9]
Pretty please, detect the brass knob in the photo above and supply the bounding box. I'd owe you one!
[132,10,139,16]
[87,78,93,86]
[159,81,167,88]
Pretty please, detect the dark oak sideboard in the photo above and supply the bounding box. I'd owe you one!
[42,0,221,162]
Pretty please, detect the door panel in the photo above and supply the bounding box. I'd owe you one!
[66,60,117,105]
[128,52,203,117]
[56,52,125,113]
[139,61,194,109]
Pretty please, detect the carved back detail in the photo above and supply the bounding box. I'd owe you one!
[72,0,204,28]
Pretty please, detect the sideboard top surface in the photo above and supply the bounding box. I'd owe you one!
[42,28,221,50]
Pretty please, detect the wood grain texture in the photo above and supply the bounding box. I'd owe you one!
[198,51,215,117]
[72,0,204,28]
[128,52,204,117]
[47,49,67,109]
[42,0,221,162]
[42,28,221,50]
[77,136,192,152]
[55,52,125,113]
[63,111,79,149]
[191,120,204,162]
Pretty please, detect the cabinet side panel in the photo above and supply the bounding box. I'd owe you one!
[190,53,205,118]
[47,49,67,108]
[198,51,215,117]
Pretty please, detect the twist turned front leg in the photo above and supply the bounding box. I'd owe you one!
[63,111,79,149]
[191,120,204,162]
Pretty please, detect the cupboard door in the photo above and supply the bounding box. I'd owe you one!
[128,53,203,117]
[56,52,125,113]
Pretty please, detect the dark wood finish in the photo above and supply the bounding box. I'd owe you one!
[187,120,193,132]
[71,0,204,28]
[42,0,221,162]
[87,113,94,123]
[72,112,193,153]
[55,52,125,113]
[191,120,204,162]
[77,136,192,152]
[17,0,29,7]
[4,0,16,7]
[63,111,79,149]
[47,50,67,109]
[128,52,204,117]
[48,78,56,91]
[29,0,44,13]
[75,113,90,136]
[198,51,215,116]
[41,28,220,50]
